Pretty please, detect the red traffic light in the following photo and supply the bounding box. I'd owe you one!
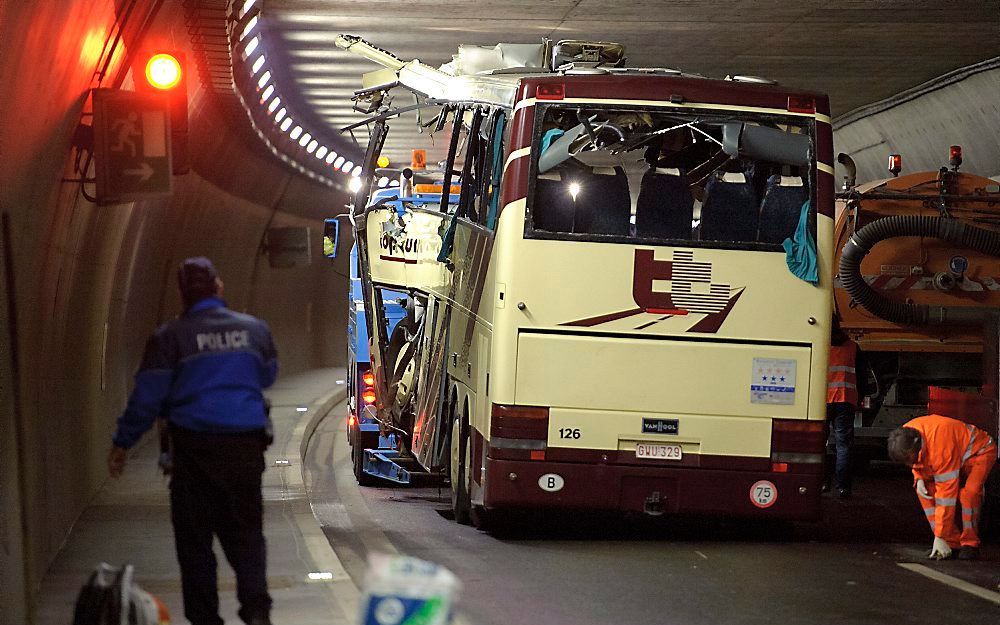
[144,53,183,90]
[132,51,189,174]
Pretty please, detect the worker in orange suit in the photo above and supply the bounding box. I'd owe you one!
[887,415,996,560]
[826,318,859,498]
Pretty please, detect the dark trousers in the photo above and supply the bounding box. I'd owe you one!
[826,402,855,490]
[170,429,271,625]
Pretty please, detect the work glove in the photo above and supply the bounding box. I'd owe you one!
[928,536,952,560]
[916,479,929,498]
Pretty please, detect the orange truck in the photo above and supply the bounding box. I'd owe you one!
[832,148,1000,489]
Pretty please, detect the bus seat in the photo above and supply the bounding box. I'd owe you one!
[635,167,694,239]
[574,166,631,236]
[699,171,758,242]
[533,172,576,233]
[758,175,808,245]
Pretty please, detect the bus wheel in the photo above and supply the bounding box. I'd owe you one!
[352,438,376,487]
[450,406,472,525]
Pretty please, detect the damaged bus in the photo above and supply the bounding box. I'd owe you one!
[340,36,836,525]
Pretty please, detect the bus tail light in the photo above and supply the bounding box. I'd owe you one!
[786,96,815,113]
[362,371,375,387]
[536,83,565,100]
[771,419,825,454]
[491,404,549,439]
[490,404,548,460]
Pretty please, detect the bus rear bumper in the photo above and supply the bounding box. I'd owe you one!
[483,457,823,521]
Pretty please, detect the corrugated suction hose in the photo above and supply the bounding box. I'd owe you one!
[839,216,1000,325]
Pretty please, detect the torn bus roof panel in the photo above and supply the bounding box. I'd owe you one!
[336,34,524,105]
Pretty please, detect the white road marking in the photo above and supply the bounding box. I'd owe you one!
[897,563,1000,606]
[695,550,708,560]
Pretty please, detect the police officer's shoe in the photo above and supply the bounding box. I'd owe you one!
[957,546,980,561]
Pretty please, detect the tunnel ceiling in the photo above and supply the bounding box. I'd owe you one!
[260,0,1000,165]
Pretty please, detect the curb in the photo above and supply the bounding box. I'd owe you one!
[300,384,348,462]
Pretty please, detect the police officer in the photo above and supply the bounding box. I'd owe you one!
[108,257,278,625]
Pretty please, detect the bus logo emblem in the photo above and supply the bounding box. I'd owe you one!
[633,249,732,314]
[561,248,745,333]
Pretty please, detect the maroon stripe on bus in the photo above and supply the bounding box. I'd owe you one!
[814,117,835,218]
[500,156,530,211]
[561,307,645,327]
[518,75,826,115]
[522,446,772,472]
[507,103,535,153]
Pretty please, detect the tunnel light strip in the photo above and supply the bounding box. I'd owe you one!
[240,0,258,18]
[229,8,357,188]
[240,15,258,41]
[244,36,259,57]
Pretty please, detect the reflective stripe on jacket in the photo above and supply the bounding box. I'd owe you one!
[826,340,858,405]
[908,414,997,540]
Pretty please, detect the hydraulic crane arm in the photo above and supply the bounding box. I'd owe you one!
[335,34,453,99]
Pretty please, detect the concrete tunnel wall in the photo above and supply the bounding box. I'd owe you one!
[0,2,352,621]
[833,57,1000,185]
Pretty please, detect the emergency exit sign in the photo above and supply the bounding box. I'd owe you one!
[93,88,173,205]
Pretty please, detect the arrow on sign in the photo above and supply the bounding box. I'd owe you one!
[123,162,155,181]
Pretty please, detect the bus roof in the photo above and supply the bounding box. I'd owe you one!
[336,35,830,117]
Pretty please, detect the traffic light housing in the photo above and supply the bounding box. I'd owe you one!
[133,50,189,174]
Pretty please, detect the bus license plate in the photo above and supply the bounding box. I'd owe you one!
[636,443,682,460]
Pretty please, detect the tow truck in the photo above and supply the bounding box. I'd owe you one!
[345,182,458,486]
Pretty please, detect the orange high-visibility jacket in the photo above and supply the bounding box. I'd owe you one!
[907,414,996,539]
[826,340,858,405]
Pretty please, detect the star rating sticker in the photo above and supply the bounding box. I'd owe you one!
[780,376,785,382]
[770,376,776,382]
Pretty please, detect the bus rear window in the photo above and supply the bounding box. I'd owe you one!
[528,105,815,248]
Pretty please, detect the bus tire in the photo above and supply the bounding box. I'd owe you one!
[450,403,472,525]
[352,442,377,487]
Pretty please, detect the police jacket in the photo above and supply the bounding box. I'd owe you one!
[112,297,278,449]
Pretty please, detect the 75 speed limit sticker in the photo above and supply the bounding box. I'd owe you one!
[750,480,778,508]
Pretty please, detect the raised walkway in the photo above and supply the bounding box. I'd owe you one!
[33,367,355,625]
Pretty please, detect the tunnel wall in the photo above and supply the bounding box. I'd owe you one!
[833,57,1000,184]
[0,2,350,621]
